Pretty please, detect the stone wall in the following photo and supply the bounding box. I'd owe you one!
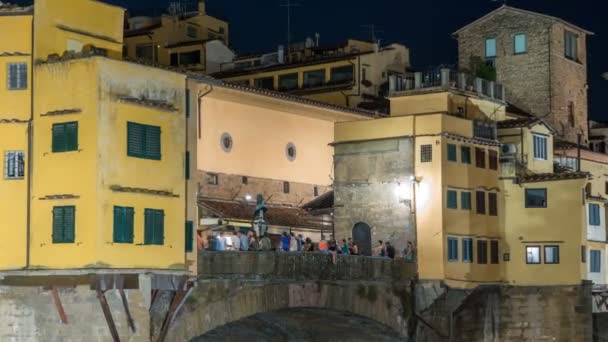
[0,285,149,342]
[333,138,415,253]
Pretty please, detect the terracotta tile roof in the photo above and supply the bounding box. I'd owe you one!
[302,190,334,211]
[520,172,588,183]
[497,118,539,129]
[199,198,326,230]
[165,39,215,49]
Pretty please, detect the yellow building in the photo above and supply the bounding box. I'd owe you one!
[123,0,233,73]
[1,0,188,273]
[213,39,410,113]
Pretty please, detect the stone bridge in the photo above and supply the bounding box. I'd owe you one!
[158,252,417,341]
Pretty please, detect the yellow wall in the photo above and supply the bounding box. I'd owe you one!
[34,0,124,61]
[498,123,554,174]
[499,178,586,285]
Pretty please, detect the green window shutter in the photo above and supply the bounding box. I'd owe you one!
[155,210,164,245]
[144,209,164,245]
[144,209,154,245]
[63,206,75,243]
[447,190,458,209]
[113,206,122,243]
[186,89,190,118]
[127,122,144,158]
[447,144,457,162]
[113,206,134,243]
[125,207,134,243]
[52,123,66,152]
[185,151,190,180]
[145,125,161,160]
[185,221,194,252]
[52,207,64,243]
[461,192,471,210]
[461,146,471,164]
[65,122,78,151]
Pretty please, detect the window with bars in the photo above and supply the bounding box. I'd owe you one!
[476,191,486,214]
[462,238,473,263]
[113,206,134,243]
[489,193,498,216]
[420,144,432,163]
[127,122,161,160]
[144,209,164,245]
[52,122,78,153]
[477,240,488,264]
[7,63,27,90]
[4,151,24,179]
[489,150,498,170]
[53,206,75,243]
[475,147,486,168]
[447,144,457,162]
[447,237,458,262]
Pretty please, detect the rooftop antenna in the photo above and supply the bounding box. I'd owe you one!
[361,24,383,43]
[280,0,301,52]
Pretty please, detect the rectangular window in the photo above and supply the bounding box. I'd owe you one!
[113,206,134,244]
[591,250,602,273]
[533,134,548,160]
[589,203,601,226]
[447,190,458,209]
[303,69,325,88]
[127,122,161,160]
[329,65,354,84]
[278,73,298,90]
[485,38,496,58]
[564,31,579,61]
[206,173,218,185]
[314,186,319,197]
[514,34,527,54]
[488,193,498,216]
[525,188,547,208]
[447,144,457,162]
[461,192,472,210]
[526,246,541,264]
[136,44,154,61]
[476,191,486,215]
[185,221,194,252]
[242,176,248,185]
[185,151,190,180]
[448,237,458,262]
[420,144,432,163]
[461,146,471,164]
[8,63,27,90]
[489,150,498,170]
[52,206,75,244]
[144,209,164,245]
[544,245,560,264]
[477,240,488,264]
[475,147,486,168]
[283,181,290,194]
[462,238,473,263]
[490,240,499,264]
[52,122,78,153]
[4,151,24,179]
[178,50,201,65]
[254,77,274,90]
[170,53,178,66]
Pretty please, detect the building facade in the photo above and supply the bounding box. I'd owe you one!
[213,39,410,113]
[454,5,592,144]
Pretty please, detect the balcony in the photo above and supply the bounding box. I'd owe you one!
[389,68,506,102]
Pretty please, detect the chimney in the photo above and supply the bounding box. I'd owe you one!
[278,45,285,64]
[198,0,206,14]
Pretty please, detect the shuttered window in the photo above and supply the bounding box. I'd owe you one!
[589,203,601,226]
[52,122,78,153]
[477,240,488,264]
[461,146,471,164]
[127,122,161,160]
[488,193,498,216]
[448,237,458,262]
[462,238,473,263]
[144,209,164,245]
[490,240,499,264]
[475,147,486,168]
[52,206,75,243]
[590,250,602,273]
[476,191,486,214]
[461,192,471,210]
[447,190,458,209]
[7,63,27,90]
[185,221,194,252]
[447,144,457,162]
[489,150,498,170]
[185,151,190,180]
[113,206,134,243]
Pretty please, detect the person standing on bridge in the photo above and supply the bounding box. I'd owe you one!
[281,232,291,252]
[259,234,272,251]
[239,231,249,251]
[318,236,329,254]
[216,232,227,251]
[232,232,241,252]
[289,232,298,252]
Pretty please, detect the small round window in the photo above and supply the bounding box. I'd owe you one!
[221,133,233,152]
[286,143,297,161]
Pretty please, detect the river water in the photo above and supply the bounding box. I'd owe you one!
[191,307,403,342]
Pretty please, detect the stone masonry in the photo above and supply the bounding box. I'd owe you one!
[456,7,590,143]
[333,138,415,253]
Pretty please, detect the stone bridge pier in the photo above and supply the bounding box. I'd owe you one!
[157,252,417,341]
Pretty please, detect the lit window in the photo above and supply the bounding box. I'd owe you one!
[533,134,548,160]
[526,246,541,264]
[8,63,27,90]
[4,151,24,179]
[485,38,496,58]
[544,246,560,264]
[514,34,527,54]
[448,237,458,262]
[525,188,547,208]
[420,144,432,163]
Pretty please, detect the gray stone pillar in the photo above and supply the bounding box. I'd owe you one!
[414,72,422,89]
[458,73,466,90]
[475,78,483,95]
[441,68,450,87]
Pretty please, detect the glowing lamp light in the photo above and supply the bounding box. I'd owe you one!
[394,183,409,201]
[245,195,252,201]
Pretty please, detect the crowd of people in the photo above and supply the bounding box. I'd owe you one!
[197,230,416,262]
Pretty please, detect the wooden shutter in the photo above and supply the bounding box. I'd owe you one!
[63,206,75,243]
[127,122,144,158]
[113,206,123,242]
[476,191,486,214]
[490,240,499,264]
[185,151,190,180]
[154,210,164,245]
[125,207,134,243]
[447,144,457,162]
[145,125,161,160]
[185,221,194,252]
[52,123,66,152]
[144,209,154,245]
[52,207,64,243]
[475,148,486,168]
[65,122,78,151]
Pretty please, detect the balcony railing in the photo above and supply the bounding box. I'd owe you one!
[389,68,506,102]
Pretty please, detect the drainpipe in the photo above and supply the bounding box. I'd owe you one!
[197,85,214,139]
[577,133,582,172]
[26,14,35,269]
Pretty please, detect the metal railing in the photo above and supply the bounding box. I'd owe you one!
[389,68,506,102]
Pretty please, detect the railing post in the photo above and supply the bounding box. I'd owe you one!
[414,72,422,89]
[458,73,466,90]
[489,81,495,98]
[475,78,483,95]
[440,68,450,87]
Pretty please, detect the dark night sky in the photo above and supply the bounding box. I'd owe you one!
[16,0,608,120]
